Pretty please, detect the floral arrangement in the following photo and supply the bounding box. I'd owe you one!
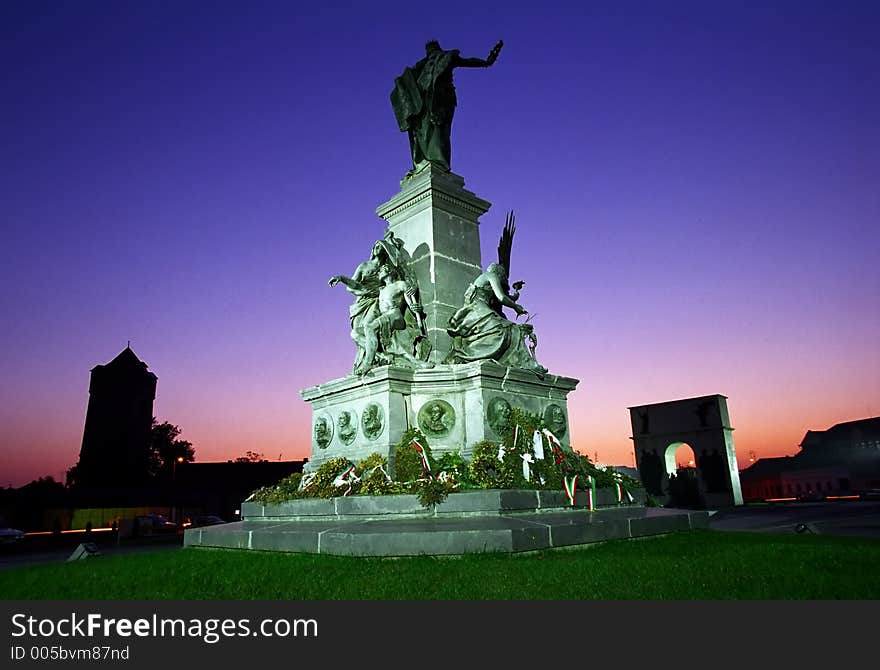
[250,408,639,509]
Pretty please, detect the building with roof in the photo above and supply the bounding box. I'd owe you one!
[740,417,880,501]
[72,346,157,489]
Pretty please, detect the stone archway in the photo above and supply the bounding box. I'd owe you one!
[629,395,743,507]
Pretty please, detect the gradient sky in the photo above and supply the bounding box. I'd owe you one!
[2,1,878,487]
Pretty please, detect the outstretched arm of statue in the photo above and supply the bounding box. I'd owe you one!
[328,274,362,291]
[455,41,502,69]
[487,40,503,65]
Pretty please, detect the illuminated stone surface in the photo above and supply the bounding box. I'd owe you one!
[184,489,709,557]
[300,361,578,473]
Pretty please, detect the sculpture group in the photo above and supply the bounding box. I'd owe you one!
[331,212,546,376]
[302,39,579,469]
[329,231,432,375]
[331,40,547,376]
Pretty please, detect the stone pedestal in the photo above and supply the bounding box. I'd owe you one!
[376,166,490,362]
[300,361,579,473]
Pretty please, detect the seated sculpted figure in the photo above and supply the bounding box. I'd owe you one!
[330,230,430,374]
[444,212,546,376]
[352,263,433,375]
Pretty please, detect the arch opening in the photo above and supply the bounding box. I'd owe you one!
[664,442,701,509]
[664,442,696,476]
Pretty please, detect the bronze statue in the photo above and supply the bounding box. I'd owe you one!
[356,263,433,374]
[444,211,546,376]
[330,230,431,374]
[391,39,503,176]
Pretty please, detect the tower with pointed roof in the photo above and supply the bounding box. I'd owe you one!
[74,346,158,488]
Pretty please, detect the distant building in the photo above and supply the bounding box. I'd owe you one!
[73,346,157,488]
[740,417,880,501]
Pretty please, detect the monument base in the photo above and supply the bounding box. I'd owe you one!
[184,489,708,556]
[300,361,579,472]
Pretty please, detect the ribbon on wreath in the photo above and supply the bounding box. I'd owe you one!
[521,453,534,481]
[585,475,597,511]
[332,465,359,496]
[411,439,432,475]
[366,465,391,482]
[512,424,521,449]
[563,475,578,506]
[299,472,316,491]
[612,471,635,504]
[532,430,545,460]
[497,444,506,462]
[542,428,561,450]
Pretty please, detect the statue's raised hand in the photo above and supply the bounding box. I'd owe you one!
[487,40,503,66]
[329,275,342,287]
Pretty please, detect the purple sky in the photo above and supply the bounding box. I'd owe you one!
[2,1,878,487]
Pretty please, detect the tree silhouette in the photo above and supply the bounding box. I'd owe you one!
[18,475,66,494]
[148,417,195,479]
[235,450,265,463]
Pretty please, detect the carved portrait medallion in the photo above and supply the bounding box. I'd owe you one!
[418,399,455,437]
[361,403,385,440]
[337,410,358,445]
[543,404,567,438]
[487,397,512,436]
[314,413,334,449]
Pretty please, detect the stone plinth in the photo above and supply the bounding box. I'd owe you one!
[300,361,579,473]
[376,166,490,362]
[184,489,707,557]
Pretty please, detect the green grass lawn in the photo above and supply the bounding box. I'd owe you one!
[3,530,879,599]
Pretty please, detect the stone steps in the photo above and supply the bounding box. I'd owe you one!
[184,489,708,556]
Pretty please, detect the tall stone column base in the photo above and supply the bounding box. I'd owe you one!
[376,165,490,363]
[301,362,579,473]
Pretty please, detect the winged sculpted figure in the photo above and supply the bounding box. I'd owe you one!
[445,211,547,375]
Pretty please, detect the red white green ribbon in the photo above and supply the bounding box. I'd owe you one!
[612,472,634,504]
[542,428,561,449]
[513,424,520,449]
[563,475,578,506]
[411,439,432,474]
[585,475,597,511]
[332,465,359,496]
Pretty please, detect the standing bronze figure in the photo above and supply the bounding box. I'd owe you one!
[391,39,503,176]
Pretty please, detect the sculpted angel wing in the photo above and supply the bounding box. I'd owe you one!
[496,210,516,278]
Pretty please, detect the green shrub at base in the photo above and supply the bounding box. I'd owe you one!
[249,407,642,508]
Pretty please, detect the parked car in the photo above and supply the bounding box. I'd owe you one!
[0,527,25,545]
[187,515,226,528]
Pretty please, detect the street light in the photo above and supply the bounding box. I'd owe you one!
[172,455,184,479]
